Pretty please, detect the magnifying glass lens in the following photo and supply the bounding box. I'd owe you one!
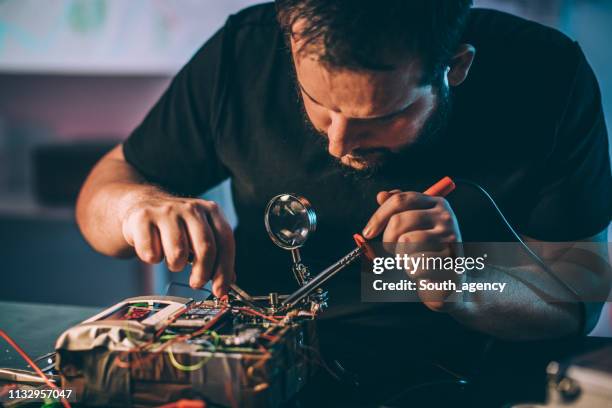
[265,194,316,249]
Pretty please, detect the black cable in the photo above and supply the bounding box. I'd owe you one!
[164,281,213,298]
[453,178,582,302]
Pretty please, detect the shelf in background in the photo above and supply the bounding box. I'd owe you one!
[0,193,74,221]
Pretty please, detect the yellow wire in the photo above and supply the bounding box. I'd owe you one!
[168,348,211,371]
[167,330,220,372]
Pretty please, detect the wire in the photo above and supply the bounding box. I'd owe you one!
[0,329,71,408]
[454,178,582,301]
[165,281,213,298]
[167,349,210,372]
[113,307,230,369]
[117,300,201,364]
[33,351,57,373]
[235,307,281,324]
[168,331,220,372]
[156,399,207,408]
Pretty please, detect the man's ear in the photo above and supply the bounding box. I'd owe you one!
[447,44,476,87]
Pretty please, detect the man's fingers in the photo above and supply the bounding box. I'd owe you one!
[131,221,163,264]
[211,266,236,299]
[200,201,236,297]
[120,198,234,295]
[376,192,389,206]
[364,192,438,239]
[382,209,437,243]
[183,210,217,289]
[398,227,457,245]
[376,190,402,205]
[157,217,190,272]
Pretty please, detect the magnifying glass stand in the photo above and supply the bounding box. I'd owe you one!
[290,248,309,286]
[264,193,328,312]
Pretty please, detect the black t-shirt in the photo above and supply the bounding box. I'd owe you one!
[123,4,611,330]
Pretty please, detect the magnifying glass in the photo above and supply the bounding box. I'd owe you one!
[264,194,317,286]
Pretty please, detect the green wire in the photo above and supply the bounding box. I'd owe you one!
[167,330,221,372]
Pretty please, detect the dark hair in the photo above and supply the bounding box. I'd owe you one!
[276,0,473,83]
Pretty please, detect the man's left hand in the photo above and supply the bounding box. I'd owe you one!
[363,190,464,311]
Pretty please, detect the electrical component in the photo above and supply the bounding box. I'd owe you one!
[52,177,460,407]
[54,296,317,408]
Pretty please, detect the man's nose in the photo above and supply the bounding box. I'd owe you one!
[327,113,360,157]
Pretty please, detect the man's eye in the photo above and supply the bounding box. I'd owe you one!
[372,105,414,124]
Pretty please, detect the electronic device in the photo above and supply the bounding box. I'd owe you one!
[53,192,357,407]
[54,295,318,407]
[52,178,456,407]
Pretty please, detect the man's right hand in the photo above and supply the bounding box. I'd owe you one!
[120,193,235,296]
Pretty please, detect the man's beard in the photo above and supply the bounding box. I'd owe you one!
[299,81,452,180]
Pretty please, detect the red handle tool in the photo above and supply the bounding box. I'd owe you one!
[281,177,456,309]
[354,176,456,259]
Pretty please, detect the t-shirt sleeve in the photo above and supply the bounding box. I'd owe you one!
[522,44,612,241]
[122,27,230,196]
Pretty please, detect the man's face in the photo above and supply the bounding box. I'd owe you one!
[291,37,449,172]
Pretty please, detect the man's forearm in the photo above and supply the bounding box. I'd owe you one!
[447,265,582,340]
[77,144,237,295]
[76,145,164,258]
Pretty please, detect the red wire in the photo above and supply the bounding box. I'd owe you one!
[156,398,206,408]
[114,307,230,369]
[236,307,281,324]
[0,329,71,408]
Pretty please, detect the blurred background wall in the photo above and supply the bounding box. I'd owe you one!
[0,0,610,331]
